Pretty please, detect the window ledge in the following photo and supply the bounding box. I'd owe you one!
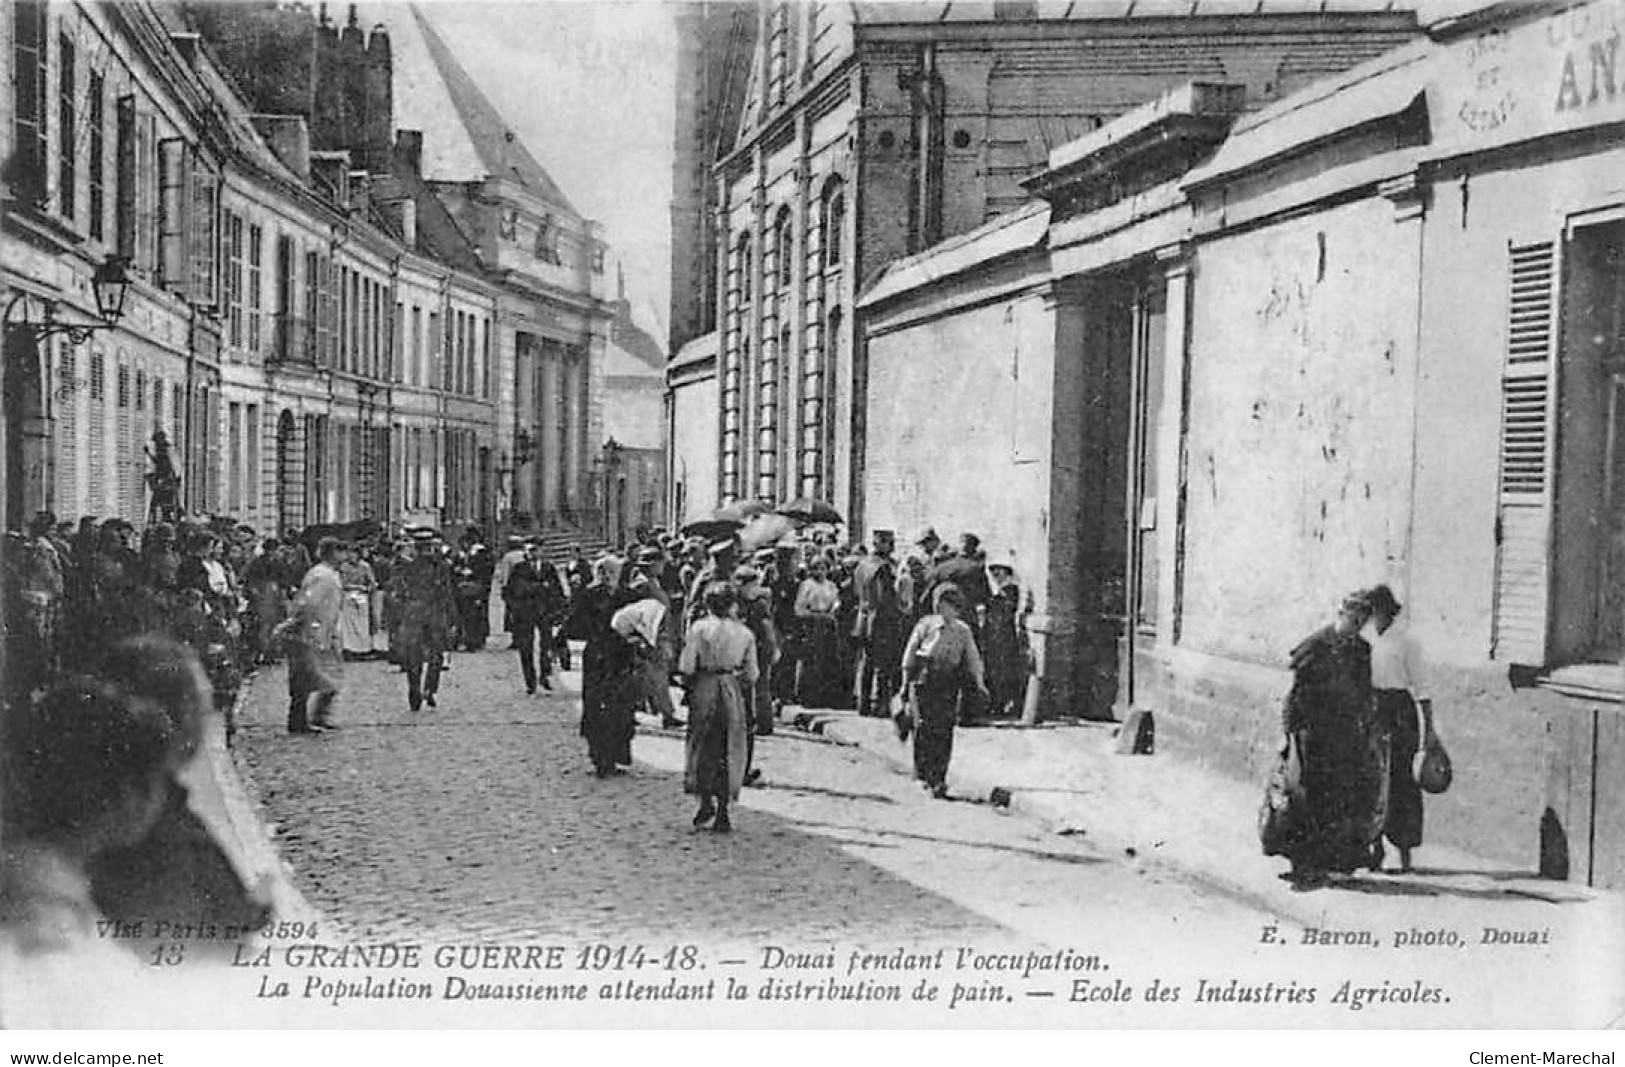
[1537,663,1625,705]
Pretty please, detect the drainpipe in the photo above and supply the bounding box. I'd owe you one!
[901,43,944,254]
[184,305,197,516]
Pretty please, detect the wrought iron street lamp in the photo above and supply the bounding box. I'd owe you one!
[3,255,132,345]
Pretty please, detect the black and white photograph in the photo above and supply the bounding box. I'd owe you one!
[1,0,1624,1041]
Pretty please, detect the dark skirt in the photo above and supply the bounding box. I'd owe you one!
[795,613,844,708]
[684,672,749,801]
[1378,689,1423,850]
[982,607,1025,715]
[581,660,636,772]
[912,675,960,790]
[1288,716,1389,873]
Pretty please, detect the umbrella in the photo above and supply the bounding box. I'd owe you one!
[776,496,843,526]
[679,513,743,541]
[716,499,772,523]
[737,512,797,552]
[680,499,773,542]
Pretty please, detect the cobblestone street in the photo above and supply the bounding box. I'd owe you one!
[234,639,1261,955]
[219,640,1625,1027]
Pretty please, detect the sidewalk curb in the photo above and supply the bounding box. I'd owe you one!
[814,716,1287,918]
[814,714,1617,929]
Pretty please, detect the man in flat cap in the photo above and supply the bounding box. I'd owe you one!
[503,539,567,695]
[685,539,738,628]
[851,529,904,719]
[385,529,457,711]
[913,527,941,562]
[734,564,779,745]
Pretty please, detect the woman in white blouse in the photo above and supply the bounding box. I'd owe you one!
[1362,584,1428,873]
[793,557,842,708]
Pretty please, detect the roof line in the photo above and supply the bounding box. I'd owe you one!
[406,2,578,215]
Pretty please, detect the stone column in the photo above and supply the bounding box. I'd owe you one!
[562,349,582,515]
[1024,279,1098,723]
[513,332,536,516]
[538,341,559,518]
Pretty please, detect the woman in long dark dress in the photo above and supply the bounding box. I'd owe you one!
[982,563,1029,719]
[678,582,758,832]
[792,558,843,708]
[1278,593,1389,885]
[901,584,988,799]
[565,556,638,777]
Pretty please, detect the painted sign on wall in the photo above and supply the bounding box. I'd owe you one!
[1433,0,1625,154]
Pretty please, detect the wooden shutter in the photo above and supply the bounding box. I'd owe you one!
[1492,240,1558,664]
[135,112,156,271]
[115,95,136,256]
[11,1,47,205]
[157,138,189,293]
[190,157,219,308]
[57,350,78,514]
[88,352,107,514]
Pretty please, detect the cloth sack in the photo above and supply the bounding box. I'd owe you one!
[1258,734,1306,857]
[893,686,916,742]
[1413,700,1452,794]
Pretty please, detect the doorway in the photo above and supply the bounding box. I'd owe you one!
[276,409,300,534]
[1554,219,1625,665]
[1069,276,1136,720]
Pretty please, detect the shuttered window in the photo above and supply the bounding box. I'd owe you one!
[246,404,261,513]
[158,138,189,293]
[88,73,104,240]
[57,350,78,515]
[226,213,243,346]
[136,112,157,271]
[248,224,263,353]
[12,1,48,206]
[1492,241,1558,664]
[190,163,219,307]
[115,95,135,256]
[88,352,106,514]
[57,33,75,224]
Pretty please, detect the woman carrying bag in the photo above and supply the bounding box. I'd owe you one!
[900,583,988,800]
[1362,584,1442,873]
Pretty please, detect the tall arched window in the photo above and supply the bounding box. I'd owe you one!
[775,207,794,289]
[821,178,846,270]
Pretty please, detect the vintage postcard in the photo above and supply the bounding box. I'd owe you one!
[1,0,1622,1035]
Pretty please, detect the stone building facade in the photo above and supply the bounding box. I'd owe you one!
[854,1,1625,888]
[2,0,609,539]
[687,0,1416,525]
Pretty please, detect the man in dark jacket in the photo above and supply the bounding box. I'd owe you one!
[385,531,456,712]
[851,529,904,718]
[504,541,565,694]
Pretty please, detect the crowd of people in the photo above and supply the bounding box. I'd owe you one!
[0,497,1442,1024]
[3,506,1038,826]
[6,502,1437,864]
[499,522,1037,828]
